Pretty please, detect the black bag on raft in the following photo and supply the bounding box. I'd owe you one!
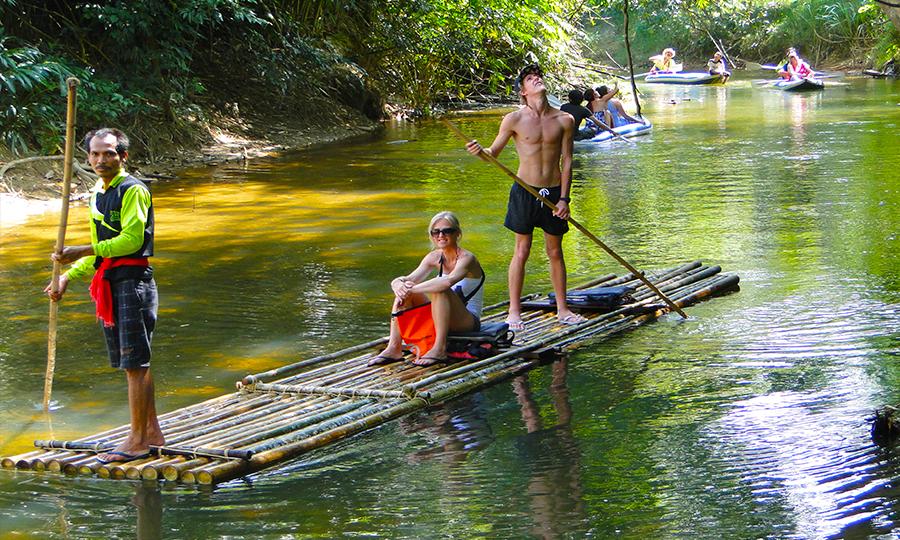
[547,286,635,310]
[447,321,514,360]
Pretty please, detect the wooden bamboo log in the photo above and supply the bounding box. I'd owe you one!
[251,382,413,400]
[63,455,97,476]
[45,77,80,410]
[164,397,310,445]
[552,279,720,349]
[33,391,257,460]
[79,460,106,476]
[126,457,169,480]
[194,397,427,484]
[34,440,254,460]
[242,337,389,385]
[253,349,381,388]
[241,399,386,454]
[162,458,209,482]
[176,397,380,456]
[178,397,344,449]
[2,451,42,469]
[48,452,89,473]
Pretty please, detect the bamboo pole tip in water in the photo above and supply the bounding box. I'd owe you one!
[181,471,197,484]
[142,466,159,481]
[198,471,214,485]
[15,459,34,470]
[78,464,95,476]
[97,466,111,479]
[1,458,15,469]
[162,466,179,482]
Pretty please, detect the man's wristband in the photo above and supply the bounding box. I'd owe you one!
[559,196,571,203]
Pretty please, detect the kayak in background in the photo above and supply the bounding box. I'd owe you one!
[575,121,652,144]
[645,72,726,85]
[772,78,825,92]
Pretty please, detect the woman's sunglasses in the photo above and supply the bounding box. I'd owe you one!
[430,227,458,237]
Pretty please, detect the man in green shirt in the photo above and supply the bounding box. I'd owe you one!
[45,128,164,464]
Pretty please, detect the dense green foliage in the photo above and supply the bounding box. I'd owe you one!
[1,0,897,157]
[587,0,895,69]
[0,0,581,155]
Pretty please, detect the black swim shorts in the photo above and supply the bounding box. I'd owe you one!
[504,183,569,236]
[102,276,158,369]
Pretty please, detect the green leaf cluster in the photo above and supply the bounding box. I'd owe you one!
[1,0,584,156]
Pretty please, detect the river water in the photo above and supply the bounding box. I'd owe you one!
[0,76,898,538]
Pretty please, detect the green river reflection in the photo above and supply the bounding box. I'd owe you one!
[0,76,898,538]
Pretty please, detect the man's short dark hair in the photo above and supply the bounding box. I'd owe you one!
[583,88,596,102]
[567,89,583,104]
[515,63,543,92]
[84,128,130,156]
[597,86,609,97]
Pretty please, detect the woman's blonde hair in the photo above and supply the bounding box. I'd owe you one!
[428,211,462,245]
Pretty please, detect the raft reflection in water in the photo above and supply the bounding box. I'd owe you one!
[402,357,586,538]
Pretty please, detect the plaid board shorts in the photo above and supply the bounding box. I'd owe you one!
[102,278,158,369]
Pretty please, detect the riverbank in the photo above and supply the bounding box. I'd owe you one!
[0,106,382,227]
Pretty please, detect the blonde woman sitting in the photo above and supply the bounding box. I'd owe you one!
[369,211,485,367]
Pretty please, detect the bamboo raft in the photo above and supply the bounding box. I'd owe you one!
[3,261,738,485]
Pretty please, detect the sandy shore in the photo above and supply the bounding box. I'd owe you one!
[0,194,60,228]
[0,115,382,229]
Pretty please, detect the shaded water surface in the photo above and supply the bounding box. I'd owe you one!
[1,76,898,538]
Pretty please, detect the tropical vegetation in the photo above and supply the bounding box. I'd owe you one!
[0,0,897,157]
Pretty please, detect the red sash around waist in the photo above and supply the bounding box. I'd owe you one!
[89,257,149,327]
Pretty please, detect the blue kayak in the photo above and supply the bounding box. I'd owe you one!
[644,72,726,85]
[576,121,652,144]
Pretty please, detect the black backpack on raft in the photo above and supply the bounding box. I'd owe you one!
[447,321,514,360]
[546,286,635,310]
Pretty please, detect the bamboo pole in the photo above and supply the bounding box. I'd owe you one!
[242,337,389,385]
[63,455,97,476]
[442,119,685,318]
[195,398,427,484]
[2,451,43,469]
[252,383,412,400]
[171,396,342,448]
[44,77,80,410]
[162,458,209,482]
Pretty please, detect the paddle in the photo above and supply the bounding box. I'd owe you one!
[743,60,779,71]
[743,59,841,79]
[586,117,639,145]
[442,119,688,319]
[44,77,79,411]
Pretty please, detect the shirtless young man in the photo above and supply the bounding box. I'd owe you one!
[465,64,586,330]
